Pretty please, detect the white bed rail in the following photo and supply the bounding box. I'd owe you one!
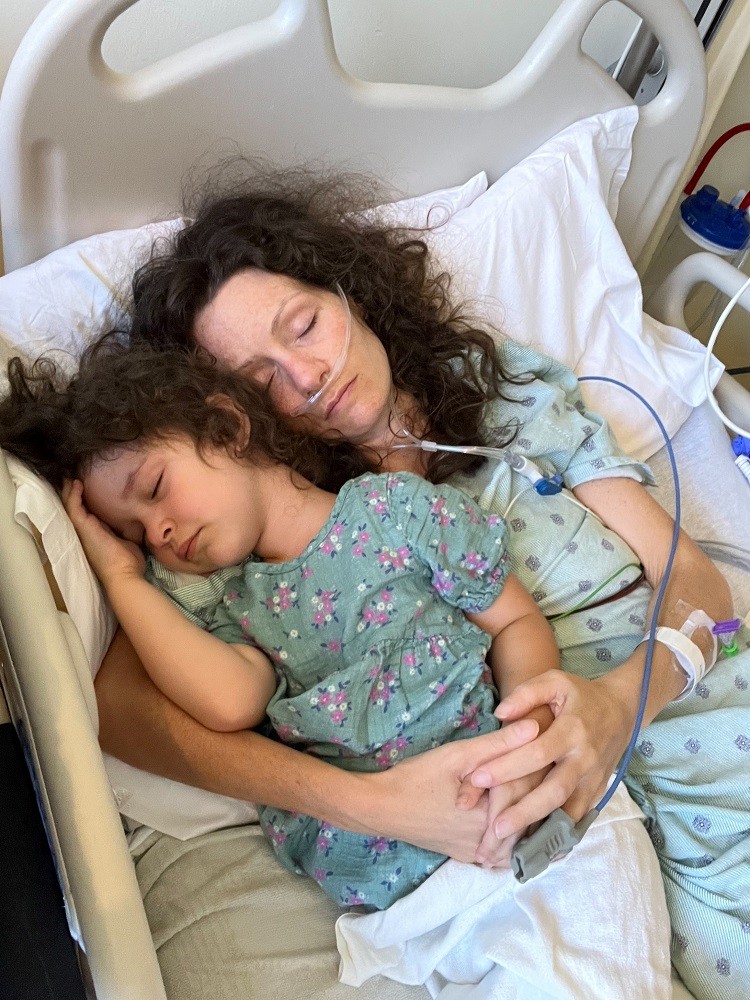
[648,251,750,429]
[0,448,166,999]
[0,0,705,271]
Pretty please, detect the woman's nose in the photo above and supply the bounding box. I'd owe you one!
[287,354,330,398]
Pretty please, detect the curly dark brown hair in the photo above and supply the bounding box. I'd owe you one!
[131,164,530,485]
[0,334,332,491]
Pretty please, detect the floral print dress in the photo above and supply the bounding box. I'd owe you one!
[205,471,510,909]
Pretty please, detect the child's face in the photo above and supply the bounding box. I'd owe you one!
[82,434,263,575]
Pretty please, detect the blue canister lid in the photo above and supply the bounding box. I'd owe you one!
[680,185,750,251]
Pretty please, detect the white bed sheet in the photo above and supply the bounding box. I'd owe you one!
[647,400,750,616]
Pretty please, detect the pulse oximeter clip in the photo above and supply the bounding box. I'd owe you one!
[511,808,599,883]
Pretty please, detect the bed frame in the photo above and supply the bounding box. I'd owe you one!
[1,0,705,272]
[0,2,741,997]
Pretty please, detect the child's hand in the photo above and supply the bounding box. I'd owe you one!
[62,479,146,584]
[480,764,551,868]
[458,706,555,868]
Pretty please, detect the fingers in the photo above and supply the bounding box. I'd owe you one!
[455,717,539,781]
[455,777,485,811]
[494,669,570,722]
[475,823,516,868]
[490,763,590,839]
[470,723,565,788]
[61,478,84,520]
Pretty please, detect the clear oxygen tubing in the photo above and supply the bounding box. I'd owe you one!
[703,271,750,439]
[389,420,568,498]
[289,283,352,417]
[579,376,681,812]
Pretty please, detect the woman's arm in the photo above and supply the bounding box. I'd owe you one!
[466,478,732,842]
[96,627,539,861]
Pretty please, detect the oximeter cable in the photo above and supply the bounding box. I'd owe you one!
[510,375,681,881]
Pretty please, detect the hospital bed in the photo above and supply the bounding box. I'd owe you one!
[0,1,749,998]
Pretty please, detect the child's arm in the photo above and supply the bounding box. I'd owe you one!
[466,572,559,702]
[466,573,559,864]
[64,481,276,732]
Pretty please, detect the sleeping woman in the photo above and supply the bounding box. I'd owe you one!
[58,174,750,997]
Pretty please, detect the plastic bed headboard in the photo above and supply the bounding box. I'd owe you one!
[0,0,705,272]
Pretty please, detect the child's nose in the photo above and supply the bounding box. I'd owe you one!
[146,518,173,548]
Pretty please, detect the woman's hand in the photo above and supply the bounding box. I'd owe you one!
[464,670,634,847]
[476,705,554,866]
[62,479,146,583]
[364,718,540,864]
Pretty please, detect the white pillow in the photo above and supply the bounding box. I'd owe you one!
[6,454,117,673]
[428,106,724,460]
[0,173,487,366]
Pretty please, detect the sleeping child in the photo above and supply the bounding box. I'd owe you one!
[0,337,558,910]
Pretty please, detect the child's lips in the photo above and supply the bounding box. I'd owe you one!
[178,529,200,561]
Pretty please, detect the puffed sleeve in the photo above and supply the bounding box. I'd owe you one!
[495,340,655,489]
[385,472,510,613]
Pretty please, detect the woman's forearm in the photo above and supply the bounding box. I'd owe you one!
[96,628,375,822]
[96,628,536,862]
[573,477,733,720]
[599,540,732,725]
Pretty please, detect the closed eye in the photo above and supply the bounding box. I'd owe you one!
[298,312,317,339]
[151,473,163,500]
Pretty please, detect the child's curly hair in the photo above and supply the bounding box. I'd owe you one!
[0,334,332,491]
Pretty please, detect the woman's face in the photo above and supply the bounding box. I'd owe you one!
[194,270,395,448]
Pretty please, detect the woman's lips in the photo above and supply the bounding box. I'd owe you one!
[326,377,356,419]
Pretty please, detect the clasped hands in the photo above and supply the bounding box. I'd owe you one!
[453,669,634,868]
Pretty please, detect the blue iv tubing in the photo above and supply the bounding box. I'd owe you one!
[394,375,682,813]
[579,376,681,811]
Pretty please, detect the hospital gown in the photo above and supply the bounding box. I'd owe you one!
[149,340,749,999]
[447,341,750,1000]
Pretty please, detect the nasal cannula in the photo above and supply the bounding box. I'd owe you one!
[290,283,352,417]
[299,284,737,881]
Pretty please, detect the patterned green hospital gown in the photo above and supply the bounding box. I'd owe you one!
[150,342,749,999]
[449,342,750,1000]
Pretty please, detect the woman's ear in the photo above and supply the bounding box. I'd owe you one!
[207,392,252,452]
